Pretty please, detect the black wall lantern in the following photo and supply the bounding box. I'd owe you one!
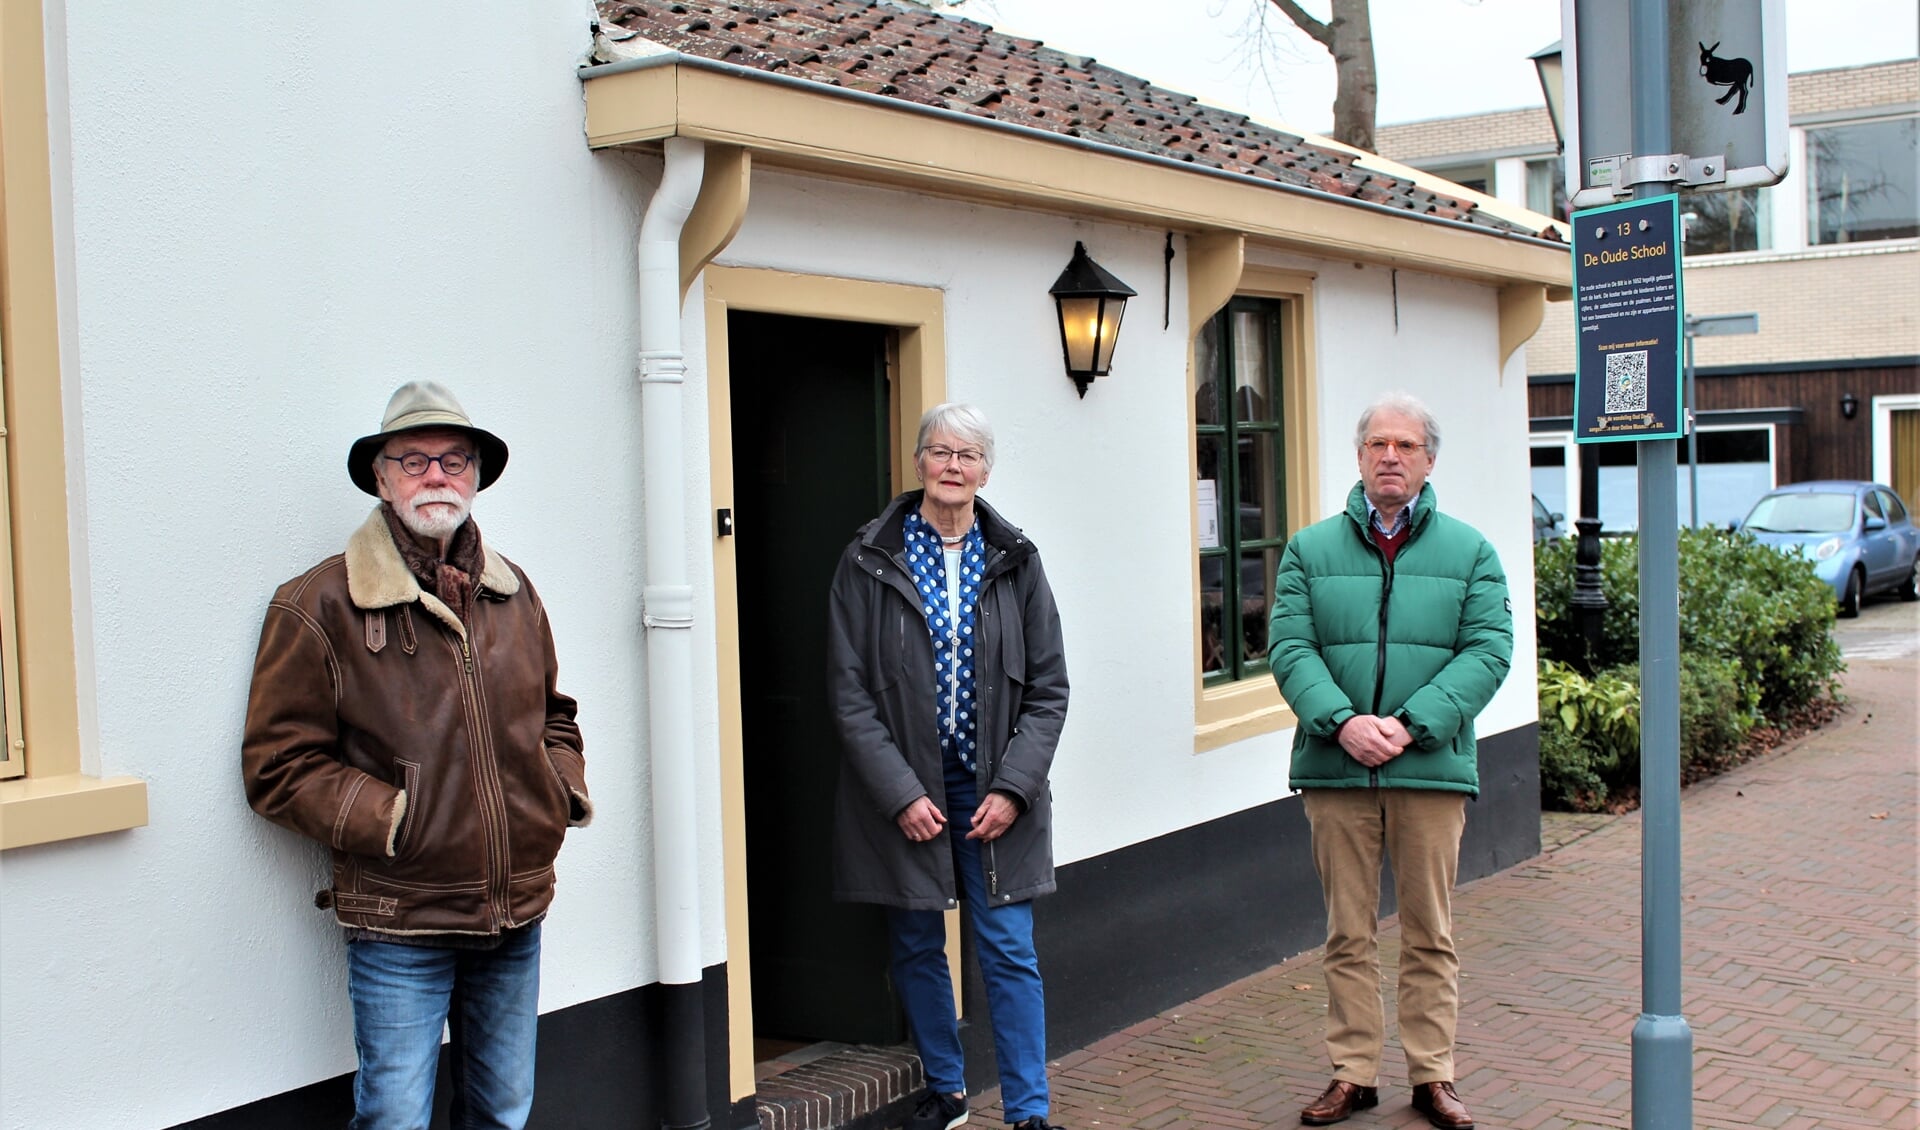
[1841,392,1859,420]
[1049,241,1137,397]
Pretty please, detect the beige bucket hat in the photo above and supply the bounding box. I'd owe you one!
[347,381,510,496]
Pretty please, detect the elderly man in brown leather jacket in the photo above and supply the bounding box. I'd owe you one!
[243,381,589,1130]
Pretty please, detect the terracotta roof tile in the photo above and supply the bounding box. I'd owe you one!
[594,0,1562,241]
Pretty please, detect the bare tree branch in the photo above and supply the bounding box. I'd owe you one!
[1265,0,1333,49]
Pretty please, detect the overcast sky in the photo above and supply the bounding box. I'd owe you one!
[963,0,1919,134]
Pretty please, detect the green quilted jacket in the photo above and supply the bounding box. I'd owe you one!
[1267,482,1512,794]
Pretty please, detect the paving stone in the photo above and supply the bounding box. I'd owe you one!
[962,636,1918,1130]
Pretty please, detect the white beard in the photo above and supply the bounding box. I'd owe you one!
[397,488,471,542]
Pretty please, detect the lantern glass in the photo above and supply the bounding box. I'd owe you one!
[1056,295,1102,374]
[1092,299,1127,374]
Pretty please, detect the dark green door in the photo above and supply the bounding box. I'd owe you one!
[730,311,905,1046]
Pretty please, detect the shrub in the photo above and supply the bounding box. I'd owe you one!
[1535,528,1842,719]
[1537,653,1763,812]
[1537,660,1638,810]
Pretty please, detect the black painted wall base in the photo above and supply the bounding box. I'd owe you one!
[961,722,1542,1088]
[171,964,744,1130]
[174,724,1540,1128]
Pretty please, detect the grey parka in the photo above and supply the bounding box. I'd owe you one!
[826,492,1069,911]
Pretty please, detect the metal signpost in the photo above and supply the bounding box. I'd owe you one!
[1683,313,1759,527]
[1561,0,1787,1125]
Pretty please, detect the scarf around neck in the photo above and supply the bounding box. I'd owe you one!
[903,508,986,773]
[382,503,484,626]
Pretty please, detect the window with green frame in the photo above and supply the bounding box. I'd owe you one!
[1196,297,1287,685]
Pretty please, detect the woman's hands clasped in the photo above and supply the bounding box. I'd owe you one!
[895,792,1021,843]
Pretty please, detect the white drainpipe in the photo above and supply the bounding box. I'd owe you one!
[638,135,711,1130]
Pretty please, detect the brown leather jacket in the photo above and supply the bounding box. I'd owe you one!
[243,509,590,937]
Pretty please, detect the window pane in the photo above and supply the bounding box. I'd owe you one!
[1238,548,1279,667]
[1879,490,1907,522]
[1696,428,1769,464]
[1195,313,1222,426]
[1685,429,1775,526]
[1235,433,1279,541]
[1682,189,1767,254]
[1197,434,1226,549]
[1525,157,1567,219]
[1200,555,1227,678]
[1428,161,1492,194]
[1230,308,1274,423]
[1808,117,1920,245]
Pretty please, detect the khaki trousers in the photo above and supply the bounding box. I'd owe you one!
[1302,788,1467,1087]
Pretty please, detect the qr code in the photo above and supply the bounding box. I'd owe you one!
[1604,350,1649,414]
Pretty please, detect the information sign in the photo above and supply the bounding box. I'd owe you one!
[1572,195,1685,443]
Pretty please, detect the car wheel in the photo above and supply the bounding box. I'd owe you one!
[1900,556,1919,602]
[1839,566,1864,618]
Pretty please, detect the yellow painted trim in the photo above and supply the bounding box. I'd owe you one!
[1195,680,1298,754]
[582,64,1572,289]
[0,774,149,849]
[1189,268,1319,753]
[680,146,750,303]
[0,353,22,779]
[705,267,945,1102]
[1,0,147,843]
[1497,284,1547,376]
[583,64,678,148]
[1185,232,1245,332]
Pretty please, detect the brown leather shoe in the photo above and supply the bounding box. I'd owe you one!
[1410,1081,1473,1129]
[1299,1079,1379,1125]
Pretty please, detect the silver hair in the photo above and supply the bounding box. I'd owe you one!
[915,402,996,471]
[1354,392,1441,456]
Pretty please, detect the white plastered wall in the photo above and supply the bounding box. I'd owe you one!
[710,173,1542,868]
[0,4,1542,1125]
[0,4,721,1128]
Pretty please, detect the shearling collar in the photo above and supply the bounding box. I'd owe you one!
[344,507,518,636]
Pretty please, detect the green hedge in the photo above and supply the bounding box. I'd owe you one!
[1534,529,1839,811]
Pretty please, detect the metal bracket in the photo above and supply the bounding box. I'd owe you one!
[1601,152,1730,197]
[642,583,696,630]
[637,350,687,386]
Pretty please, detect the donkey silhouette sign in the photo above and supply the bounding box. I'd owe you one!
[1560,0,1787,208]
[1697,41,1754,114]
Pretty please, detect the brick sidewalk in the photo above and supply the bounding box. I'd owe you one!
[979,642,1918,1129]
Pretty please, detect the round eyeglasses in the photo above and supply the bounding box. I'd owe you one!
[920,445,985,469]
[383,451,475,477]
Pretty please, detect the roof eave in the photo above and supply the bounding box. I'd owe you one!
[580,53,1571,288]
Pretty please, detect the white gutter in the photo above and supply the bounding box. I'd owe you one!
[638,135,713,1130]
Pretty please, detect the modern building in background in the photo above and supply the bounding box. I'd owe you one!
[1380,60,1920,530]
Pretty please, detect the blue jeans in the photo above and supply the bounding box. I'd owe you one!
[346,923,542,1130]
[888,775,1049,1123]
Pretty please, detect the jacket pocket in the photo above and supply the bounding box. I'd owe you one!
[1000,596,1027,686]
[873,608,908,691]
[392,758,421,857]
[542,746,573,821]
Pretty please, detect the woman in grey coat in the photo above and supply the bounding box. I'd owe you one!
[826,403,1069,1130]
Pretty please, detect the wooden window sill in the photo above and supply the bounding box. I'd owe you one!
[0,773,149,849]
[1195,676,1297,753]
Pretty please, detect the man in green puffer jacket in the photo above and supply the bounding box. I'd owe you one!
[1269,394,1512,1130]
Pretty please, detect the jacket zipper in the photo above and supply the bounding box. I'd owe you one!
[987,841,999,898]
[1368,530,1397,789]
[455,599,513,930]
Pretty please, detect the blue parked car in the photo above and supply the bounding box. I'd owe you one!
[1737,481,1920,617]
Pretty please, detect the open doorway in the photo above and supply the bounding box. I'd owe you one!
[728,310,907,1054]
